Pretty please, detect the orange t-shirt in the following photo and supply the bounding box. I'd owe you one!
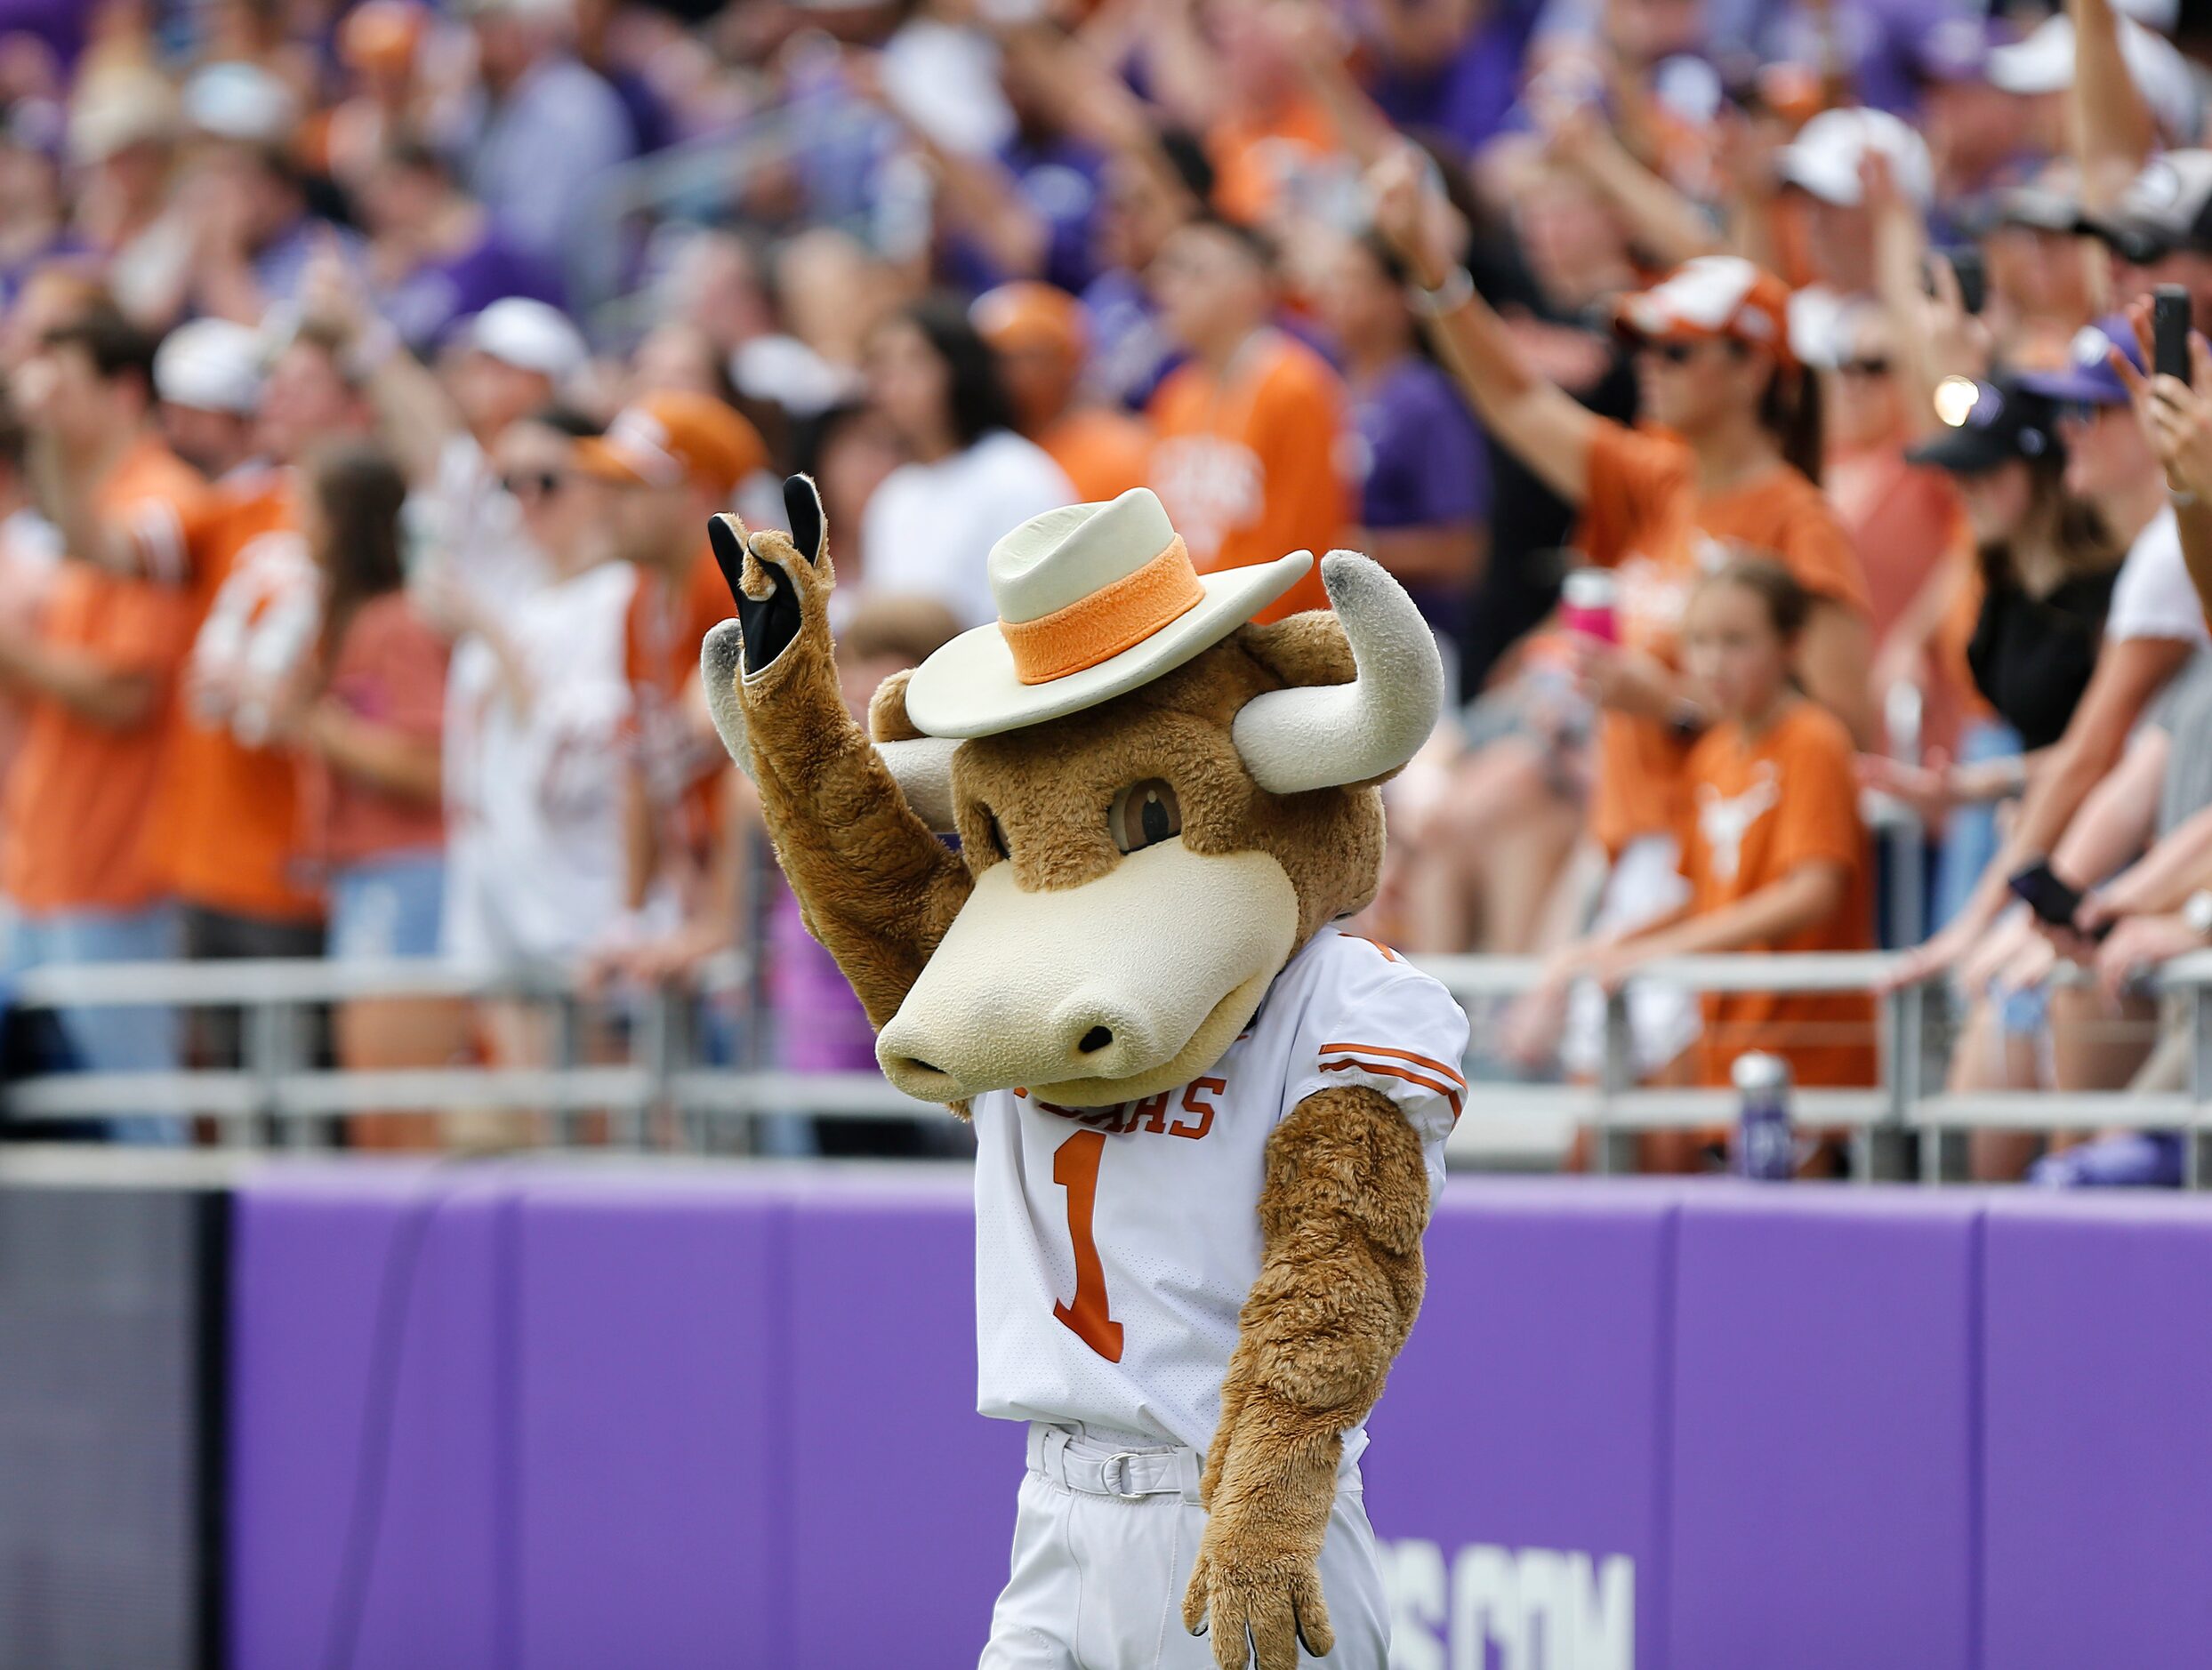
[1146,331,1351,622]
[148,472,325,923]
[623,546,734,870]
[1042,406,1154,506]
[1579,421,1870,855]
[1678,701,1876,1088]
[302,592,448,867]
[3,438,205,914]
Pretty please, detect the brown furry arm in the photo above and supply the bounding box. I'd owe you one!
[1183,1084,1430,1670]
[727,525,973,1030]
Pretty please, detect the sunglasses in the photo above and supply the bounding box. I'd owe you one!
[500,470,567,501]
[1838,356,1894,378]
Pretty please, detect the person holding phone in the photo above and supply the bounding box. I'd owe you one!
[2109,292,2212,631]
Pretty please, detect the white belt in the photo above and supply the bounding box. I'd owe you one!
[1026,1424,1206,1503]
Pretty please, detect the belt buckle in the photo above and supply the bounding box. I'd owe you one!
[1101,1451,1140,1497]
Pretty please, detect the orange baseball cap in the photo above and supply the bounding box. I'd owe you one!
[1614,256,1797,368]
[971,281,1086,361]
[575,390,767,497]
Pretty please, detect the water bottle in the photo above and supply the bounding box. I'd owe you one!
[1560,569,1620,644]
[1733,1052,1794,1181]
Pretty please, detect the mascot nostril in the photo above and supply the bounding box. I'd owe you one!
[703,482,1469,1670]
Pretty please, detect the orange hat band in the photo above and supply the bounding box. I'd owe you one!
[999,535,1204,686]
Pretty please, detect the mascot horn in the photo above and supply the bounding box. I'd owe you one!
[704,477,1468,1670]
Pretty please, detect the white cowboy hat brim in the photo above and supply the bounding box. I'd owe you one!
[903,550,1313,740]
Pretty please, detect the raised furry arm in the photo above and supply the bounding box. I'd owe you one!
[1183,1083,1429,1670]
[704,484,973,1032]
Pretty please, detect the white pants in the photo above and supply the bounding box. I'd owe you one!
[979,1424,1390,1670]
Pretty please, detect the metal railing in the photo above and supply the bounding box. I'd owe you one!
[11,947,2212,1182]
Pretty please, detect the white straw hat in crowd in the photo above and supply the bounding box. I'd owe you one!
[461,299,588,385]
[153,320,268,416]
[902,489,1309,739]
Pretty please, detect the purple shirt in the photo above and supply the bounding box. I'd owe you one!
[1352,357,1489,628]
[766,884,878,1074]
[376,233,564,355]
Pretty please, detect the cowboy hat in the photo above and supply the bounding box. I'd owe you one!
[901,489,1311,740]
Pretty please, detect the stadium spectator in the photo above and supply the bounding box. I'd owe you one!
[572,389,759,984]
[1371,148,1870,1077]
[431,405,631,1080]
[1312,227,1488,656]
[449,0,636,309]
[970,280,1153,505]
[1515,560,1874,1163]
[857,295,1074,624]
[1894,319,2208,991]
[4,305,205,1139]
[66,65,191,329]
[175,61,360,326]
[285,438,462,1147]
[356,133,559,356]
[1146,215,1350,622]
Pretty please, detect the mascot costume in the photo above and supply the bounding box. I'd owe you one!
[703,478,1469,1670]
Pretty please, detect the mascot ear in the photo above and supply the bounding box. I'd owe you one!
[713,475,827,677]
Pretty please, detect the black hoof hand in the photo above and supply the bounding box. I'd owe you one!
[711,473,824,676]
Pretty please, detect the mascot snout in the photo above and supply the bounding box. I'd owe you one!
[876,840,1299,1105]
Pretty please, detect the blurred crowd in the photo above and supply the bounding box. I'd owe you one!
[3,0,2212,1175]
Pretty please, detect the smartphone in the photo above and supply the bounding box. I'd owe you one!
[2153,284,2192,384]
[2007,860,2111,940]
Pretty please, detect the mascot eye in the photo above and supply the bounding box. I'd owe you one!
[1109,780,1182,854]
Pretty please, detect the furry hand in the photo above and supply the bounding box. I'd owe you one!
[702,475,833,771]
[1182,1398,1338,1670]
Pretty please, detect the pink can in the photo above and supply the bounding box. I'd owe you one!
[1560,569,1620,644]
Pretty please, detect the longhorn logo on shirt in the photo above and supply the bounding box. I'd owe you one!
[1146,436,1262,562]
[1696,761,1781,882]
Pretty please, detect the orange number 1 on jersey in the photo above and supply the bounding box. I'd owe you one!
[1050,1130,1124,1362]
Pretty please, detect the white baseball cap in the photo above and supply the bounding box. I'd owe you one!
[1774,106,1934,210]
[154,319,268,415]
[461,298,587,383]
[183,61,299,146]
[1988,15,2200,142]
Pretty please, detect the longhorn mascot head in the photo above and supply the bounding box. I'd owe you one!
[700,478,1444,1107]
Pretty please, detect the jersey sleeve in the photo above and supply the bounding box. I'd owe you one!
[1774,487,1870,619]
[1283,935,1472,1204]
[1579,420,1693,570]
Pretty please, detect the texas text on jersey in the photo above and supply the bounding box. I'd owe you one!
[970,926,1470,1454]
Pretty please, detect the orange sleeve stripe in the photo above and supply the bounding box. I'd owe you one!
[1319,1041,1467,1088]
[1320,1056,1464,1120]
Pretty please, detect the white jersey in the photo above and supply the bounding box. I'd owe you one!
[972,927,1470,1452]
[440,561,639,963]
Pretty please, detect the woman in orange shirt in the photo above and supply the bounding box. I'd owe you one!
[1371,146,1871,1076]
[1542,560,1875,1168]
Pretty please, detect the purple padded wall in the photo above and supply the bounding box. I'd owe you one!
[511,1178,787,1670]
[1667,1189,1981,1670]
[1982,1193,2212,1668]
[783,1172,1021,1668]
[229,1168,509,1670]
[1361,1179,1677,1669]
